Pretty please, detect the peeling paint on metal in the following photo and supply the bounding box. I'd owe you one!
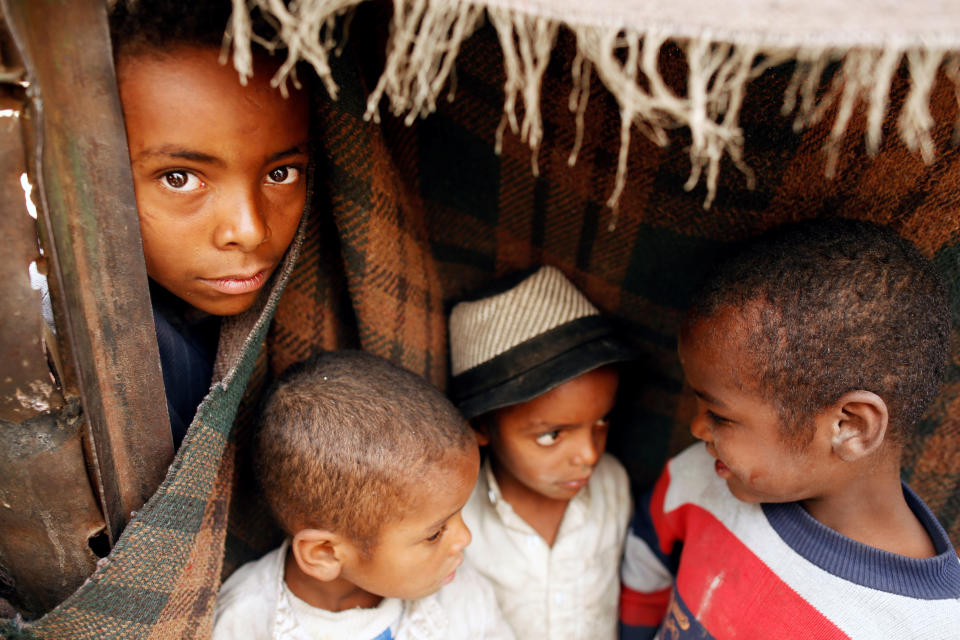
[38,510,67,583]
[14,380,53,412]
[20,172,37,219]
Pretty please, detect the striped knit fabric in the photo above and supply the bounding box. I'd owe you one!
[267,12,960,553]
[620,445,960,639]
[449,265,600,376]
[3,5,958,638]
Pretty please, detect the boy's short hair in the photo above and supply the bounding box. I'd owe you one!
[109,0,280,60]
[685,218,950,444]
[109,0,234,56]
[256,350,475,551]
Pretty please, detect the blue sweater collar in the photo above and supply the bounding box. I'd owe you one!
[762,483,960,599]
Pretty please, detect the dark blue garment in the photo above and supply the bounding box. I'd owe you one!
[150,281,220,449]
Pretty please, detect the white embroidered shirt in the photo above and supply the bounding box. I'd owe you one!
[212,540,515,640]
[461,453,632,640]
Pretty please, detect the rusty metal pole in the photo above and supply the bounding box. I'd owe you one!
[2,0,174,548]
[0,55,108,616]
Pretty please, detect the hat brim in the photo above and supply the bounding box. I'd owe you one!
[450,315,644,419]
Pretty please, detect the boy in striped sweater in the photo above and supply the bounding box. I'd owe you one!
[619,219,960,639]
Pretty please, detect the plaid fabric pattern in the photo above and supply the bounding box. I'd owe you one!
[2,335,266,639]
[4,8,957,639]
[269,15,960,554]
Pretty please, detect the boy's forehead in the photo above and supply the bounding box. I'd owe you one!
[116,45,309,155]
[683,300,766,348]
[394,447,479,516]
[680,306,764,388]
[117,44,307,112]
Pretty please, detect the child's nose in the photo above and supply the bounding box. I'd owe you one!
[690,412,712,442]
[449,513,472,553]
[214,188,269,251]
[571,428,601,467]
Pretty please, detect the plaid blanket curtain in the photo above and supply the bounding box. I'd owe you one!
[271,17,960,545]
[4,8,958,639]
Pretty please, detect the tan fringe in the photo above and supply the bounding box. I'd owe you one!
[487,10,559,176]
[576,27,771,212]
[230,1,956,214]
[567,51,592,167]
[782,46,949,178]
[229,0,360,99]
[900,49,945,164]
[944,55,960,145]
[364,0,485,125]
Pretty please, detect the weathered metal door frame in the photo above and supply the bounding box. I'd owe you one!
[0,0,173,616]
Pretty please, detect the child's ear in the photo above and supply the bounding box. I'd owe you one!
[291,529,345,583]
[821,391,889,462]
[471,418,491,446]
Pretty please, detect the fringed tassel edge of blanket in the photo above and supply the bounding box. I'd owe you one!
[228,0,960,224]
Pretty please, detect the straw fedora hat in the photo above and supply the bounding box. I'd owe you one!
[449,265,641,419]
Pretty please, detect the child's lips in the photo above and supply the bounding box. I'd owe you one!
[558,476,590,490]
[714,459,732,478]
[441,556,464,587]
[200,269,269,295]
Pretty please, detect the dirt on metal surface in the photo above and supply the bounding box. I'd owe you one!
[0,82,103,620]
[0,0,175,619]
[4,0,173,545]
[0,400,105,618]
[0,91,61,424]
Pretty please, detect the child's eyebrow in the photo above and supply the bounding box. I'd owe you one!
[266,142,309,163]
[133,145,225,167]
[426,507,461,532]
[133,142,308,166]
[525,420,574,432]
[692,387,727,408]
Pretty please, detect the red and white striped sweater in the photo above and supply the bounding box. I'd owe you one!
[619,444,960,640]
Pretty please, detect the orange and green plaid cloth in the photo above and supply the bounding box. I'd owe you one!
[5,11,958,640]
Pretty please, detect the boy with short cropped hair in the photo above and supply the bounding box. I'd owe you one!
[448,265,639,639]
[213,350,514,639]
[109,1,310,447]
[619,218,960,639]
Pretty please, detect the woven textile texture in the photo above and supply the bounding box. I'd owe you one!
[266,11,960,562]
[234,0,960,211]
[2,7,958,639]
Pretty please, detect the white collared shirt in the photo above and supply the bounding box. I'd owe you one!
[462,453,632,640]
[212,540,515,640]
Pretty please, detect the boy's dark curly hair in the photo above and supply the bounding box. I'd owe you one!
[108,0,282,59]
[684,218,951,444]
[108,0,232,56]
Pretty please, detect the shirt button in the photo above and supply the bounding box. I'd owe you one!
[527,535,538,548]
[554,592,564,605]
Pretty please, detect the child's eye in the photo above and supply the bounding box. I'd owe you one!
[160,170,202,192]
[706,410,731,426]
[266,166,300,185]
[425,526,446,543]
[535,430,560,446]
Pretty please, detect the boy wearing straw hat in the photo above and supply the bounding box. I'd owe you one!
[449,265,639,640]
